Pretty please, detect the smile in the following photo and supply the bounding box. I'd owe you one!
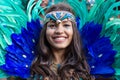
[52,36,67,43]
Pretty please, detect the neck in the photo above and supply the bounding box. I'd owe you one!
[52,49,65,64]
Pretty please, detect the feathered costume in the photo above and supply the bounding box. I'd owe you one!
[0,0,120,79]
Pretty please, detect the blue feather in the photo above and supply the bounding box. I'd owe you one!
[81,21,102,47]
[87,37,116,76]
[80,22,116,77]
[76,17,81,30]
[0,19,42,78]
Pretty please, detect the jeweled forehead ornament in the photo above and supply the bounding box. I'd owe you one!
[44,11,75,24]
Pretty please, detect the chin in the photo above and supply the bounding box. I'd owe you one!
[53,45,69,49]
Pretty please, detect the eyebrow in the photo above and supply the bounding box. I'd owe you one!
[62,20,71,23]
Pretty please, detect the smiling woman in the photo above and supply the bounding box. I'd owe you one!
[31,3,94,80]
[46,19,73,50]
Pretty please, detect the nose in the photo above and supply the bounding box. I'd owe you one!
[55,24,64,34]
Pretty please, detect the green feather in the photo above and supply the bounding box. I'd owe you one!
[27,0,46,21]
[101,18,120,79]
[0,25,12,46]
[0,69,9,78]
[61,0,88,28]
[0,0,28,78]
[0,48,5,65]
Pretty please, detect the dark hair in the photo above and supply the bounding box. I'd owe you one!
[31,3,94,80]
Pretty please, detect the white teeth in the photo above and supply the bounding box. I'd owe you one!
[54,37,65,40]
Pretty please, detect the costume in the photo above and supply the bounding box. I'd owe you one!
[0,0,120,79]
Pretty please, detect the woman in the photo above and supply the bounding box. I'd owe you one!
[40,0,49,8]
[31,3,94,80]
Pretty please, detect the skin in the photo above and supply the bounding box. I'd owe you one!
[40,0,49,8]
[46,19,73,64]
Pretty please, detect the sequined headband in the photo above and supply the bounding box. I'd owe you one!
[44,11,75,24]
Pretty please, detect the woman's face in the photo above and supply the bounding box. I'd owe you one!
[46,19,73,50]
[40,0,49,7]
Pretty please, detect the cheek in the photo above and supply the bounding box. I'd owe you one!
[47,0,49,3]
[69,31,73,41]
[45,0,48,4]
[46,29,53,40]
[67,28,73,38]
[69,29,74,42]
[46,30,49,36]
[46,30,50,39]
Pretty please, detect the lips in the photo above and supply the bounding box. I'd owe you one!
[52,36,67,43]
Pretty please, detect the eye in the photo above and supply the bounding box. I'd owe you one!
[64,24,70,26]
[47,24,56,29]
[63,24,71,28]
